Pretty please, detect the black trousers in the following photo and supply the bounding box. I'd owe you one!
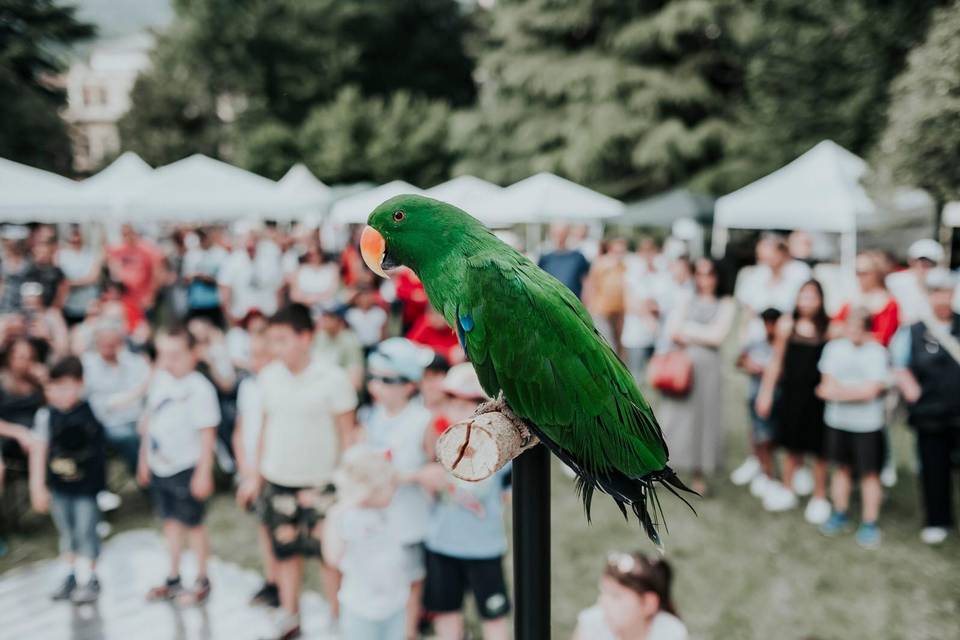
[916,429,960,527]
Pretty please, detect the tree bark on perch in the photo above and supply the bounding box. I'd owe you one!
[436,411,539,481]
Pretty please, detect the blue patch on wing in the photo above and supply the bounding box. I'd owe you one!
[456,307,474,349]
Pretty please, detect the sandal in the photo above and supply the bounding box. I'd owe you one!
[146,576,183,601]
[176,577,211,606]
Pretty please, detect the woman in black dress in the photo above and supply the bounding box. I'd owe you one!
[755,280,831,519]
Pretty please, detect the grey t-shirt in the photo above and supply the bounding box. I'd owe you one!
[818,338,889,432]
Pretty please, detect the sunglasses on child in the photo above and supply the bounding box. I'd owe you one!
[368,374,411,385]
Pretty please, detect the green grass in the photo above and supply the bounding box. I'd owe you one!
[3,375,960,639]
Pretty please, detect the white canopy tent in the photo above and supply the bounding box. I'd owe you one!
[114,154,289,222]
[330,180,425,224]
[277,163,332,223]
[79,152,153,217]
[426,175,504,224]
[0,158,92,222]
[711,140,934,267]
[472,172,624,226]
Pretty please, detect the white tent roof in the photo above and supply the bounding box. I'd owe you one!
[117,154,287,221]
[331,180,425,224]
[80,152,152,195]
[427,175,502,209]
[0,158,91,222]
[277,164,332,219]
[471,172,624,225]
[714,140,876,233]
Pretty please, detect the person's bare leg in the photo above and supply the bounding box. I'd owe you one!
[187,525,210,579]
[691,470,707,496]
[782,453,799,491]
[320,562,341,621]
[406,579,424,640]
[434,612,465,640]
[812,458,829,499]
[861,473,882,522]
[258,525,277,584]
[276,556,304,616]
[755,442,775,478]
[830,467,851,514]
[481,617,510,640]
[163,520,185,578]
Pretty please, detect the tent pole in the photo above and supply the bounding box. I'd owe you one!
[841,231,857,276]
[711,226,728,259]
[513,443,551,640]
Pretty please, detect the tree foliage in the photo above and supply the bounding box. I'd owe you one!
[0,0,94,173]
[876,0,960,203]
[452,0,750,199]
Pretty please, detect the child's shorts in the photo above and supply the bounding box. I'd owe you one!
[423,549,511,620]
[259,481,336,560]
[826,427,886,476]
[747,379,775,444]
[151,468,206,527]
[50,492,100,559]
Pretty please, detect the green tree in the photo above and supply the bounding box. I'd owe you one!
[116,29,221,167]
[299,87,451,187]
[0,0,94,173]
[453,0,749,199]
[723,0,946,189]
[232,120,300,180]
[877,0,960,204]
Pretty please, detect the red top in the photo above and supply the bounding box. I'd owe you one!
[394,268,429,329]
[106,240,163,309]
[407,313,460,362]
[833,298,900,346]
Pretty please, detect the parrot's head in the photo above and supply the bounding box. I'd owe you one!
[361,194,486,277]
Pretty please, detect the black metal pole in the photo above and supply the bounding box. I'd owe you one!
[512,443,551,640]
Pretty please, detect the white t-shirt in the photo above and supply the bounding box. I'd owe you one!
[295,264,339,300]
[365,401,433,545]
[259,360,358,487]
[346,306,388,347]
[82,350,151,428]
[737,261,811,314]
[236,376,263,470]
[145,371,221,477]
[217,249,283,319]
[576,605,688,640]
[886,270,928,325]
[334,506,408,621]
[818,339,889,433]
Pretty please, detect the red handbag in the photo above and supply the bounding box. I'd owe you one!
[647,350,694,397]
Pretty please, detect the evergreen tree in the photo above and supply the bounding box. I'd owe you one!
[0,0,94,173]
[453,0,749,199]
[877,0,960,204]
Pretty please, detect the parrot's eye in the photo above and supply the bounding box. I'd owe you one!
[393,210,405,222]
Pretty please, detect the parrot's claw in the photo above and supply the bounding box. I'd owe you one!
[473,393,535,444]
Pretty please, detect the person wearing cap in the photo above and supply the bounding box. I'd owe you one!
[891,268,960,545]
[362,337,436,640]
[885,239,944,325]
[420,363,511,640]
[312,304,364,391]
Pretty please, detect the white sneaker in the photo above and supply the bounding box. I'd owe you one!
[730,456,760,486]
[749,474,771,498]
[792,467,814,496]
[96,491,122,513]
[804,497,831,525]
[762,482,798,512]
[95,521,113,539]
[880,465,898,488]
[920,527,948,545]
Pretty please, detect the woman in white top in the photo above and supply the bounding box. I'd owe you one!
[289,242,339,310]
[573,551,688,640]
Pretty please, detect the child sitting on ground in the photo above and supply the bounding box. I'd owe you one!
[816,308,891,548]
[573,551,688,640]
[324,445,408,640]
[29,356,107,604]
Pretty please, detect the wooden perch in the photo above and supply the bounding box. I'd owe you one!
[436,411,539,481]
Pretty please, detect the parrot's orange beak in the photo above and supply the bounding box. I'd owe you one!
[360,226,389,278]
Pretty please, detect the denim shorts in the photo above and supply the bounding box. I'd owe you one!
[151,468,206,527]
[748,378,776,444]
[50,492,101,560]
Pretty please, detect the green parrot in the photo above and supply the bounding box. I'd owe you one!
[361,195,692,544]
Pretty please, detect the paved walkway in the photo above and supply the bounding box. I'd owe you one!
[0,530,336,640]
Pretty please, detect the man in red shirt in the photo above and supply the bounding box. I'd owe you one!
[106,225,164,311]
[406,305,464,364]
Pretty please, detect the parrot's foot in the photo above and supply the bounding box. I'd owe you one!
[473,393,535,444]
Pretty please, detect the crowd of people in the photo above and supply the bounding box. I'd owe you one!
[0,215,957,639]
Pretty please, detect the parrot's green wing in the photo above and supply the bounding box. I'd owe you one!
[452,250,669,482]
